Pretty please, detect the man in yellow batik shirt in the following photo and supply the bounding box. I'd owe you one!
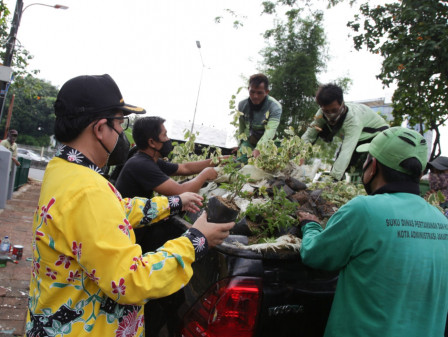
[26,74,234,336]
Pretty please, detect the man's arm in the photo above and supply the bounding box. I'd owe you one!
[155,168,217,196]
[12,157,20,166]
[302,110,325,144]
[330,115,363,180]
[176,159,215,176]
[299,198,363,271]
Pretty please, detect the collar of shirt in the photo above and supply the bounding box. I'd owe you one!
[55,144,103,174]
[372,181,420,196]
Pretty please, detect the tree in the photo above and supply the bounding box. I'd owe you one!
[347,0,448,160]
[217,1,349,137]
[260,6,327,136]
[0,3,11,37]
[0,1,35,75]
[1,75,58,146]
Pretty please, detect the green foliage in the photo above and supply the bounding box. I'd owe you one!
[1,75,58,146]
[217,1,351,138]
[261,0,357,13]
[261,7,328,136]
[214,9,246,29]
[244,187,298,237]
[310,180,366,208]
[170,129,222,164]
[228,86,245,142]
[219,158,251,202]
[347,0,448,159]
[169,129,222,182]
[0,3,37,77]
[247,126,319,172]
[424,190,446,214]
[425,190,446,206]
[0,3,11,35]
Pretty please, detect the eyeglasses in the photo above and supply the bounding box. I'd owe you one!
[106,116,130,131]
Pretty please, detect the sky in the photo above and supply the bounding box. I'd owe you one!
[4,0,448,154]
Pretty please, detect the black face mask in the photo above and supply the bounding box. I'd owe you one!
[108,130,130,166]
[157,139,173,158]
[98,127,130,166]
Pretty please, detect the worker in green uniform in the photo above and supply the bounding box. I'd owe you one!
[299,127,448,337]
[236,73,282,163]
[302,83,389,180]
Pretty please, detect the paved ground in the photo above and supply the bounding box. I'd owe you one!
[0,179,41,337]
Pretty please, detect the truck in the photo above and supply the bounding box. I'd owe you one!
[139,216,338,337]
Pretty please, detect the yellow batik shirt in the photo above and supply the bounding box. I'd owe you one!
[26,145,208,337]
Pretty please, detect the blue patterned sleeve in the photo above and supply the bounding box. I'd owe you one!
[139,195,183,226]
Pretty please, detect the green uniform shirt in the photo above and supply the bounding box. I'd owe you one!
[238,95,282,149]
[302,102,388,180]
[301,186,448,337]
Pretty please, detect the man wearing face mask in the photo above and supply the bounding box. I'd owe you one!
[298,127,448,337]
[302,83,389,181]
[116,116,220,200]
[26,74,234,337]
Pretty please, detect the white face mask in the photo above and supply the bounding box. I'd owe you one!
[323,103,345,126]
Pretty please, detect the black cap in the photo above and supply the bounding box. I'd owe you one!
[54,74,146,118]
[428,156,448,171]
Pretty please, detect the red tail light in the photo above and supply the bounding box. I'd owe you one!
[181,276,262,337]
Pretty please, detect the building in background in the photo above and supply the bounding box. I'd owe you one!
[356,98,433,160]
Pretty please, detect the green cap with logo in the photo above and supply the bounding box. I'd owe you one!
[356,126,428,175]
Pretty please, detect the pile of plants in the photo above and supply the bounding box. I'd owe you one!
[172,129,366,248]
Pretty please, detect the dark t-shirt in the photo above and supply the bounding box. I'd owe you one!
[115,151,179,199]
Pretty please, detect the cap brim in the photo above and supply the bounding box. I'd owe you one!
[356,143,370,153]
[428,161,448,171]
[120,104,146,116]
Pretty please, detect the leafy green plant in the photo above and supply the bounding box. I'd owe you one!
[170,129,222,181]
[425,190,446,214]
[228,86,247,151]
[310,180,366,208]
[219,157,251,202]
[244,187,298,238]
[247,127,319,172]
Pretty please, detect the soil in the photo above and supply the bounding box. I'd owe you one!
[206,195,240,223]
[215,195,239,211]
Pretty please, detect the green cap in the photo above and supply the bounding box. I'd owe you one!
[356,127,428,175]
